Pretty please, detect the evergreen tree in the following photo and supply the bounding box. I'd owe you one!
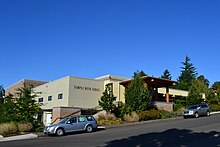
[187,76,209,105]
[125,71,152,112]
[0,94,18,123]
[99,86,116,112]
[212,81,220,91]
[16,87,42,125]
[0,85,5,103]
[161,69,172,80]
[178,55,197,90]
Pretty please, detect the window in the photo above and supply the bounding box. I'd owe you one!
[38,97,43,102]
[86,116,95,121]
[48,96,52,101]
[58,93,63,99]
[78,116,87,122]
[70,117,77,123]
[201,104,208,108]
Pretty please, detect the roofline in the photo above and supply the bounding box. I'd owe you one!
[6,79,48,89]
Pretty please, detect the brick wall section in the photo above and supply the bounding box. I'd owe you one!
[5,79,47,96]
[154,101,174,112]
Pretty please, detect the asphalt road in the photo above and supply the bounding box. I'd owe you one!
[1,114,220,147]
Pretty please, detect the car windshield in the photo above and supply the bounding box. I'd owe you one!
[188,105,198,110]
[59,117,69,124]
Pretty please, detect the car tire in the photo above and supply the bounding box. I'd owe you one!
[86,125,93,133]
[195,112,199,118]
[56,128,65,136]
[183,116,187,119]
[206,111,210,116]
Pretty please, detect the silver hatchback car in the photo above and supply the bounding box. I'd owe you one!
[183,104,211,118]
[44,115,98,136]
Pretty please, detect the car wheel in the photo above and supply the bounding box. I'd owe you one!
[183,116,187,119]
[195,112,199,118]
[206,111,210,116]
[86,125,93,133]
[56,128,65,136]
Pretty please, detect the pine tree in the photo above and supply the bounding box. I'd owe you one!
[99,86,116,112]
[178,55,197,90]
[0,85,5,103]
[161,69,172,80]
[125,72,152,111]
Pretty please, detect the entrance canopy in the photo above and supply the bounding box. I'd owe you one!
[120,76,177,88]
[120,76,178,102]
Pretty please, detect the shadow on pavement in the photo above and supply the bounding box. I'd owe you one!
[105,128,220,147]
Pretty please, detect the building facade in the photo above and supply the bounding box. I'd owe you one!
[6,74,188,126]
[33,75,128,125]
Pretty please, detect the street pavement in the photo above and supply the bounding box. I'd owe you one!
[0,112,220,146]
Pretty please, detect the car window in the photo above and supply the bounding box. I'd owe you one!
[59,117,69,124]
[70,117,77,123]
[188,105,198,109]
[201,104,208,108]
[86,116,95,121]
[78,116,87,122]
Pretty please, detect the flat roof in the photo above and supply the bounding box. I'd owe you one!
[120,76,177,88]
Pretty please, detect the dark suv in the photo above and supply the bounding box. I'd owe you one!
[182,104,211,118]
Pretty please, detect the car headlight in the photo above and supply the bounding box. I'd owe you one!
[189,111,193,114]
[47,126,55,131]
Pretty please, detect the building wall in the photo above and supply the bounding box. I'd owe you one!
[158,88,188,97]
[5,79,47,96]
[33,77,70,110]
[68,76,104,108]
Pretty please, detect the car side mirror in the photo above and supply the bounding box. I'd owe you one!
[197,107,201,110]
[66,121,71,124]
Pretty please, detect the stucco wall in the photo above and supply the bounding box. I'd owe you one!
[68,76,104,108]
[33,77,70,110]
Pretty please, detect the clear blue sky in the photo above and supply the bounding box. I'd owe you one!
[1,0,220,88]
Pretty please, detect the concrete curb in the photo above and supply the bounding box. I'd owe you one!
[0,133,38,142]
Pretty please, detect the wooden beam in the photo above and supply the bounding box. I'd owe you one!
[166,86,170,102]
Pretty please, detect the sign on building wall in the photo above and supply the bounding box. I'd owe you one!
[74,85,100,92]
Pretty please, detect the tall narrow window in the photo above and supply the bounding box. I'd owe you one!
[58,93,63,100]
[48,96,52,101]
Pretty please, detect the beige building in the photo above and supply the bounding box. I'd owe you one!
[33,75,128,125]
[6,74,188,126]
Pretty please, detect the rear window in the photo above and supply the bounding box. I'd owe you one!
[201,104,208,108]
[86,116,95,121]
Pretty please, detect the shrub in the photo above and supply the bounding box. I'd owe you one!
[0,122,18,136]
[97,119,122,125]
[97,113,117,121]
[138,109,161,121]
[18,122,33,132]
[124,112,139,123]
[113,104,133,118]
[96,113,121,125]
[160,110,177,119]
[209,104,220,112]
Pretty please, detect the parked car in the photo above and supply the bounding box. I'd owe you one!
[44,115,98,136]
[182,104,211,118]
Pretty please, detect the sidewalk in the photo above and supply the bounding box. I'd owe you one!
[0,133,38,142]
[1,111,220,142]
